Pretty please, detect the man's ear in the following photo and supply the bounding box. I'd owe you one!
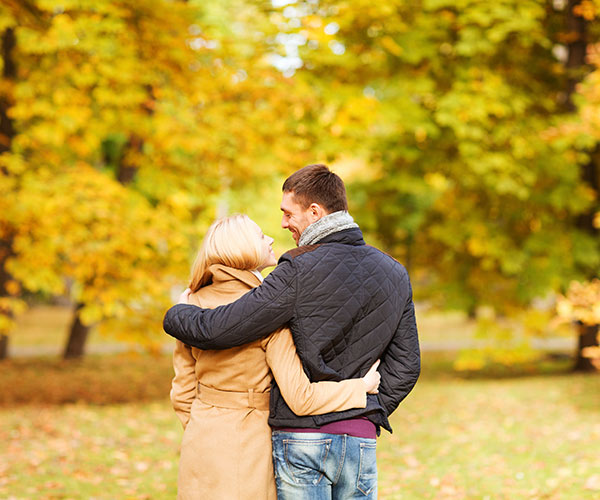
[307,203,327,222]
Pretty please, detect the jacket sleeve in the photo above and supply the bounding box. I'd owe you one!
[264,328,366,415]
[377,272,421,416]
[170,340,198,429]
[163,259,297,350]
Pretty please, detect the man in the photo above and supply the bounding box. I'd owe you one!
[164,164,420,499]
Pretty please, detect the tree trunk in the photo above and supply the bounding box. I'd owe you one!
[116,84,153,185]
[63,303,91,359]
[574,323,599,372]
[0,335,7,359]
[116,134,143,184]
[0,28,17,361]
[565,2,600,370]
[565,0,587,112]
[0,239,14,361]
[0,28,16,153]
[0,233,15,362]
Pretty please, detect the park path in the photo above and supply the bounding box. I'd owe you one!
[8,337,575,358]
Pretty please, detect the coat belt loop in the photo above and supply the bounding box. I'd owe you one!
[196,383,269,410]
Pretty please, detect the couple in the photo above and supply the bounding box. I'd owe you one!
[165,164,421,499]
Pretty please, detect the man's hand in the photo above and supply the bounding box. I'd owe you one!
[178,288,192,304]
[361,359,381,394]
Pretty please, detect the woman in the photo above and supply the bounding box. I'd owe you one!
[171,214,380,500]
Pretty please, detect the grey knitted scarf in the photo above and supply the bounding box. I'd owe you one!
[298,210,359,246]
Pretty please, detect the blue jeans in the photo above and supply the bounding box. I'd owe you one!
[271,431,377,500]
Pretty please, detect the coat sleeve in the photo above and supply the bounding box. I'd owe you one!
[170,340,198,429]
[264,328,366,415]
[163,259,297,350]
[377,271,421,416]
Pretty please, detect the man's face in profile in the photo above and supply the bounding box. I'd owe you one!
[280,191,314,245]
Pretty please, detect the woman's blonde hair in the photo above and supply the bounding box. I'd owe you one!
[189,214,264,292]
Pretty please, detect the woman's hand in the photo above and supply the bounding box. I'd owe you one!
[361,359,381,394]
[178,288,192,304]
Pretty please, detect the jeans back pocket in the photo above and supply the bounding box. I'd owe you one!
[283,437,332,486]
[357,442,377,496]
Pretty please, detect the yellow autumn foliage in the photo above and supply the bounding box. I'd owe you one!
[0,0,318,344]
[557,280,600,326]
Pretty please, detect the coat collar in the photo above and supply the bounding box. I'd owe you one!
[208,264,262,288]
[314,227,366,246]
[298,210,359,246]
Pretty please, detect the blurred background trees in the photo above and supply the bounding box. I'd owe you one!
[0,0,598,369]
[0,0,312,358]
[271,0,600,371]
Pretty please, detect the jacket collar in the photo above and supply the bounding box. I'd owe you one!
[298,210,359,246]
[208,264,262,288]
[313,227,366,246]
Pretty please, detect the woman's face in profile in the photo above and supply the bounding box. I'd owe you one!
[252,222,277,271]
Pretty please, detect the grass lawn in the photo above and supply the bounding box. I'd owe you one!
[377,372,600,499]
[9,306,105,349]
[1,353,599,499]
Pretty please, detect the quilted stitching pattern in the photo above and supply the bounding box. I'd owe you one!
[268,232,420,433]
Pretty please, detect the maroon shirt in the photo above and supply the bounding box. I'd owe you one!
[274,417,377,439]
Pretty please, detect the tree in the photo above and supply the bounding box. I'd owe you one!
[0,25,17,359]
[0,0,205,357]
[270,0,600,366]
[552,0,600,370]
[0,0,47,358]
[557,279,600,369]
[0,0,327,358]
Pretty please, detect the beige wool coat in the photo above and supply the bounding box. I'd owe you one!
[171,264,368,500]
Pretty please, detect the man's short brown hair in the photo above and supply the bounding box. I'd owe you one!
[282,164,348,213]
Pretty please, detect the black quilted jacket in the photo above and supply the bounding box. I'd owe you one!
[163,227,420,433]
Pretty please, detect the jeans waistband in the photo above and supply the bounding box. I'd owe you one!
[197,383,270,410]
